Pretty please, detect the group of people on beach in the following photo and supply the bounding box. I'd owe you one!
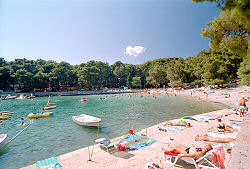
[147,96,249,169]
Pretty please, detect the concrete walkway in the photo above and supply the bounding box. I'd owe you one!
[228,114,250,169]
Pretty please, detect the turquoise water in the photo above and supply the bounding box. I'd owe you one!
[0,94,226,169]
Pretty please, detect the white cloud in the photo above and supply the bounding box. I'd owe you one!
[124,45,146,57]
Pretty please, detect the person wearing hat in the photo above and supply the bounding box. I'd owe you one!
[238,96,246,117]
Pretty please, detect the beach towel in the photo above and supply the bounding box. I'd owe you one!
[231,121,241,126]
[158,125,186,133]
[183,116,198,121]
[212,146,225,169]
[207,132,237,139]
[224,108,236,112]
[119,134,156,150]
[194,114,220,121]
[202,141,231,148]
[36,157,62,169]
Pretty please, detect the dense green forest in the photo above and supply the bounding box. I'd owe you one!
[0,0,249,92]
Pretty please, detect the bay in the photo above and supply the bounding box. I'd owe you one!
[0,93,226,169]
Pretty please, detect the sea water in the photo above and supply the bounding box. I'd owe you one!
[0,93,226,169]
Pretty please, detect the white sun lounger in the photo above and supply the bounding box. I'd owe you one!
[164,145,224,169]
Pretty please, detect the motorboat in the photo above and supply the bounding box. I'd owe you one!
[0,111,14,116]
[43,106,56,110]
[28,112,54,118]
[48,103,56,105]
[81,98,87,102]
[72,114,101,127]
[0,116,11,120]
[27,93,35,99]
[3,94,16,100]
[0,134,8,148]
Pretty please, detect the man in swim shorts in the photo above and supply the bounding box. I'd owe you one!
[238,96,246,117]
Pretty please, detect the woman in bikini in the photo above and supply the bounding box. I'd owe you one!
[162,144,212,159]
[209,118,233,132]
[165,121,191,128]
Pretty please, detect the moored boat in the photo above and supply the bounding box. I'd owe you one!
[43,106,56,110]
[72,114,101,127]
[0,116,11,120]
[48,103,56,105]
[3,95,17,100]
[81,98,87,102]
[0,111,14,115]
[28,112,54,118]
[0,134,8,148]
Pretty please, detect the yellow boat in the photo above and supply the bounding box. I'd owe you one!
[0,111,14,114]
[43,106,56,110]
[28,112,54,118]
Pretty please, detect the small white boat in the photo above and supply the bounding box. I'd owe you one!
[0,134,8,148]
[72,114,101,127]
[3,95,17,100]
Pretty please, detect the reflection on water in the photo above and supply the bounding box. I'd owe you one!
[0,94,226,169]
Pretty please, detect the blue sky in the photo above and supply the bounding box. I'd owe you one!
[0,0,220,65]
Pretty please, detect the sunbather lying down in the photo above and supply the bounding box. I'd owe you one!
[208,118,234,132]
[164,121,191,127]
[162,144,212,159]
[195,135,235,143]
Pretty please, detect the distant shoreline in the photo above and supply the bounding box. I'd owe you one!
[0,90,136,98]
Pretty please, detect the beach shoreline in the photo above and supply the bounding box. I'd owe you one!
[21,86,250,169]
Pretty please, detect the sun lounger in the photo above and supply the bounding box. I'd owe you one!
[36,157,62,169]
[95,136,125,152]
[164,144,224,169]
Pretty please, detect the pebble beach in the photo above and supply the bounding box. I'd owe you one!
[21,86,250,169]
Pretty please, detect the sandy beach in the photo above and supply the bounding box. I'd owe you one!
[22,86,250,169]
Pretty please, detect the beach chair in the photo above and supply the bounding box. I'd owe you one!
[95,136,124,153]
[164,145,224,169]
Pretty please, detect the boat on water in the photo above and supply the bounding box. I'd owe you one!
[27,93,35,99]
[81,98,87,102]
[43,106,56,110]
[28,112,54,118]
[48,103,56,105]
[0,134,8,148]
[2,94,17,100]
[16,94,26,100]
[0,111,14,117]
[0,116,11,120]
[72,114,101,127]
[0,111,14,115]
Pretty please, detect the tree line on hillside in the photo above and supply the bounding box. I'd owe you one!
[0,0,249,92]
[0,48,247,92]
